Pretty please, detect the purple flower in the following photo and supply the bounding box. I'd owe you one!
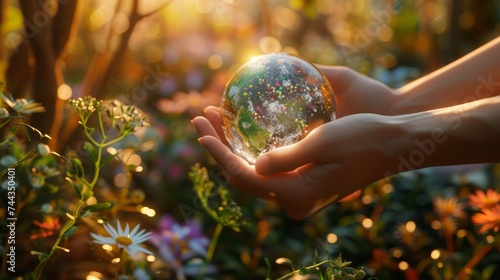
[151,215,209,271]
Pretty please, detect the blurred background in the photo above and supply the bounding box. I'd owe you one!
[1,0,500,279]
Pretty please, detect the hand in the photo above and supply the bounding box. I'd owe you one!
[317,66,398,117]
[192,106,403,219]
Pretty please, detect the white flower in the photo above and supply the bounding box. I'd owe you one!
[91,220,153,256]
[37,143,51,157]
[0,108,9,118]
[1,92,45,114]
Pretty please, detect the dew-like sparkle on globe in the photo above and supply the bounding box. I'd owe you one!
[220,53,336,164]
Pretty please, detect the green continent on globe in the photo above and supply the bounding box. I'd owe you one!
[235,108,269,157]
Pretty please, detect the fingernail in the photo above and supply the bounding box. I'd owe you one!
[197,137,204,145]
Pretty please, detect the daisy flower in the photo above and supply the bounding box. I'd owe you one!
[1,92,45,114]
[472,205,500,234]
[91,220,153,256]
[469,189,500,210]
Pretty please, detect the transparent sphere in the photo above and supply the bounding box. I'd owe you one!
[220,53,336,164]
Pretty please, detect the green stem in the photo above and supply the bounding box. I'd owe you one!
[206,223,224,263]
[275,260,356,280]
[34,139,106,279]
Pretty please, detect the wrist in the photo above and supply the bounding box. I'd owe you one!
[387,96,500,175]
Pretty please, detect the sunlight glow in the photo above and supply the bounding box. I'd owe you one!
[362,194,373,204]
[430,249,440,260]
[398,261,409,271]
[208,54,224,70]
[114,173,127,187]
[102,244,113,251]
[86,271,103,280]
[456,229,467,238]
[362,218,373,229]
[326,233,338,244]
[259,36,282,53]
[405,221,416,233]
[58,84,73,100]
[430,220,442,230]
[139,206,156,217]
[391,248,402,258]
[486,235,495,244]
[382,183,394,193]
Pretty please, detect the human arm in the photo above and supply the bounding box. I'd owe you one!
[319,36,500,117]
[193,95,500,219]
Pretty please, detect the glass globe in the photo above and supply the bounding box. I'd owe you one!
[220,53,336,164]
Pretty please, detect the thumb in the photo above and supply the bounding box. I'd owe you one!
[255,128,323,175]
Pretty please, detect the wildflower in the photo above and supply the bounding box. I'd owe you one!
[106,100,150,130]
[37,143,51,157]
[69,96,100,113]
[30,216,61,240]
[91,220,153,256]
[0,108,9,118]
[472,205,500,233]
[1,92,45,114]
[433,196,466,219]
[469,189,500,209]
[150,215,209,272]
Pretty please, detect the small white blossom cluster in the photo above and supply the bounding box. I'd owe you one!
[70,97,149,132]
[69,96,102,120]
[107,100,150,130]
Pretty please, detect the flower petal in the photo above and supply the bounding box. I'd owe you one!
[104,223,119,239]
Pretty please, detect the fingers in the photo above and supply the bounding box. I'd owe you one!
[192,116,221,140]
[315,65,357,96]
[198,135,267,197]
[255,127,325,175]
[204,106,229,146]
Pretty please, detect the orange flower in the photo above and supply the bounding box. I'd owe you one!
[469,189,500,209]
[433,196,466,219]
[471,205,500,233]
[30,216,61,240]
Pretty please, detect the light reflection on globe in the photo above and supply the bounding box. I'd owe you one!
[220,53,336,164]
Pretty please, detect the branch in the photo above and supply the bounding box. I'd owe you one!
[58,0,171,150]
[48,0,79,149]
[18,0,58,134]
[5,42,31,98]
[52,0,79,57]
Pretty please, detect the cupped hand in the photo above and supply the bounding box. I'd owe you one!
[317,65,398,117]
[192,106,404,219]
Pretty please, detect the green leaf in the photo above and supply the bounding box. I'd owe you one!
[37,253,49,262]
[99,154,116,168]
[83,141,97,162]
[264,258,272,280]
[81,202,112,213]
[82,190,94,201]
[354,269,366,280]
[325,267,334,280]
[62,226,78,238]
[66,177,82,200]
[299,267,308,275]
[71,158,84,178]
